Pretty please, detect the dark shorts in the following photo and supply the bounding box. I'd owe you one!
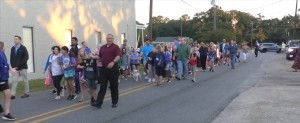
[87,79,97,90]
[0,81,9,92]
[130,63,140,70]
[156,67,164,76]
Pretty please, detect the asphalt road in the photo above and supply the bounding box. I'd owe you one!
[3,52,275,123]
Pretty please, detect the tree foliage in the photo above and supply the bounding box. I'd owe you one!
[144,6,300,45]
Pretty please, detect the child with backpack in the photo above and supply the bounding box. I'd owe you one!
[208,46,217,72]
[189,48,198,83]
[130,48,140,73]
[120,48,130,80]
[154,45,166,86]
[147,48,157,83]
[77,48,97,103]
[164,45,172,83]
[59,46,77,100]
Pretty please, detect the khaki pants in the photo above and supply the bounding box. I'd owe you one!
[11,69,29,96]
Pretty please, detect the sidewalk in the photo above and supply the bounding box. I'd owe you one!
[212,54,300,123]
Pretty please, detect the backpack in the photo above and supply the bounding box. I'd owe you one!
[164,51,171,65]
[155,52,166,68]
[130,52,139,64]
[121,46,127,54]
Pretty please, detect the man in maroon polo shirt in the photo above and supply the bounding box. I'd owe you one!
[92,34,121,109]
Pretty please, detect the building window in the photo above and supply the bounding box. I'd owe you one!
[22,27,35,73]
[121,33,126,44]
[65,29,72,47]
[96,31,101,44]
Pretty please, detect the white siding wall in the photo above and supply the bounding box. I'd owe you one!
[0,0,136,80]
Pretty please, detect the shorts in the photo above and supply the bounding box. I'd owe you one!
[87,79,97,89]
[130,63,140,70]
[156,67,164,76]
[209,59,215,64]
[164,63,171,70]
[191,65,197,72]
[0,81,9,92]
[64,77,74,80]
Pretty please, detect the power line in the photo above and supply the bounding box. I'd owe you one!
[264,9,294,16]
[242,0,284,12]
[179,0,201,11]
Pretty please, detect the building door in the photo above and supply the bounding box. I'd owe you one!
[22,27,35,73]
[121,33,126,44]
[96,31,101,44]
[65,29,72,47]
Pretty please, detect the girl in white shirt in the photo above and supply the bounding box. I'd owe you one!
[49,46,64,100]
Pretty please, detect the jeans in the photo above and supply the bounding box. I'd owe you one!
[230,54,237,68]
[177,59,188,79]
[200,56,207,70]
[74,72,80,93]
[147,64,155,80]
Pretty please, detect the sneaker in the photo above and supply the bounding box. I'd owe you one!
[11,96,16,100]
[112,104,118,108]
[152,79,156,82]
[192,79,196,83]
[52,90,57,94]
[54,96,61,100]
[175,77,181,80]
[145,76,148,80]
[67,95,72,100]
[71,95,77,100]
[167,79,171,83]
[148,79,152,83]
[20,94,30,98]
[60,89,65,97]
[90,97,95,105]
[92,102,101,109]
[2,113,16,121]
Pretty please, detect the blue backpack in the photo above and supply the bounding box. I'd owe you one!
[155,52,166,68]
[164,51,171,65]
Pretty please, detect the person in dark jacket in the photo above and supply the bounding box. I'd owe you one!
[199,42,208,72]
[0,41,16,121]
[70,37,81,94]
[10,35,30,99]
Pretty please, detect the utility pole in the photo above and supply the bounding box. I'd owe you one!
[250,21,254,48]
[293,0,298,39]
[231,10,238,42]
[211,0,216,30]
[213,5,217,30]
[181,19,183,36]
[149,0,153,40]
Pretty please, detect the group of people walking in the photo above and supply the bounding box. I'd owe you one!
[0,34,251,121]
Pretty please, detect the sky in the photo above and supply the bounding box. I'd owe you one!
[136,0,297,25]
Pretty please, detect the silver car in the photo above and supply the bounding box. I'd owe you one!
[258,43,281,53]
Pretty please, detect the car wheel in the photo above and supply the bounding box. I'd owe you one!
[277,50,281,53]
[262,49,267,53]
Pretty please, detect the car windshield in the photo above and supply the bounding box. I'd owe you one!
[290,42,300,47]
[263,44,273,46]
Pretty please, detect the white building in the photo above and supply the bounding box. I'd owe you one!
[0,0,136,79]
